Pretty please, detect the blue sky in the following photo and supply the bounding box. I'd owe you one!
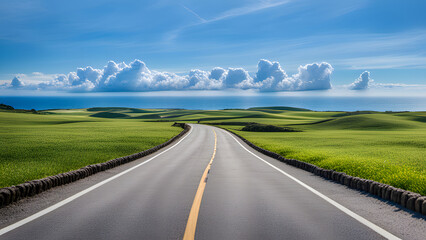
[0,0,425,93]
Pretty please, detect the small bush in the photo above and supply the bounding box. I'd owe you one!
[242,123,300,132]
[90,112,129,118]
[205,122,257,126]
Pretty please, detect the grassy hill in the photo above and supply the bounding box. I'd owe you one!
[309,114,421,130]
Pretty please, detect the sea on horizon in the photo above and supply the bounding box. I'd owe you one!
[0,95,425,112]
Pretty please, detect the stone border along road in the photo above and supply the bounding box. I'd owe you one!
[0,124,424,239]
[0,123,190,209]
[1,121,424,215]
[216,125,426,216]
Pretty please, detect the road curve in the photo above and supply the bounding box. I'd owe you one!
[0,124,424,239]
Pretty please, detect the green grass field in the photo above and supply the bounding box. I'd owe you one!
[0,109,181,188]
[213,111,426,195]
[1,106,425,195]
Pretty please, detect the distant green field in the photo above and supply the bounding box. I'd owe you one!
[0,109,181,188]
[1,106,425,195]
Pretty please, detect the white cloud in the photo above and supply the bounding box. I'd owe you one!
[209,67,226,80]
[98,60,148,91]
[254,59,287,91]
[150,71,189,90]
[224,68,253,88]
[94,60,191,92]
[36,74,69,91]
[73,66,102,87]
[9,72,58,84]
[255,59,287,82]
[188,69,221,90]
[374,83,410,88]
[97,61,120,88]
[350,71,372,90]
[10,76,25,88]
[1,59,336,92]
[287,62,334,90]
[253,61,333,91]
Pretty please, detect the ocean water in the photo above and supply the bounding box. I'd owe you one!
[0,95,425,111]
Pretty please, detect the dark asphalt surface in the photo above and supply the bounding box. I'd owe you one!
[0,124,424,239]
[196,127,384,240]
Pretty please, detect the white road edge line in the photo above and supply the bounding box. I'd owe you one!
[223,129,401,240]
[0,127,193,236]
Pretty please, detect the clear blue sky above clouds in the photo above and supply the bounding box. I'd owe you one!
[0,0,425,92]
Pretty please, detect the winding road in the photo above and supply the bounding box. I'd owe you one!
[0,124,425,239]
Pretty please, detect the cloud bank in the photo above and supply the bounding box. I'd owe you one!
[3,59,335,92]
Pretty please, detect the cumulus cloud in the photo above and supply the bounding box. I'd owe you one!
[253,60,333,91]
[1,59,335,92]
[188,69,221,89]
[10,76,25,88]
[288,62,334,90]
[209,67,226,80]
[255,59,287,91]
[249,60,333,91]
[224,68,253,89]
[98,60,149,91]
[350,71,372,90]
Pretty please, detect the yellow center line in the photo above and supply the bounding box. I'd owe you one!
[183,129,217,240]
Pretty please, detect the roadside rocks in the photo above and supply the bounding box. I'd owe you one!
[0,123,190,209]
[414,197,426,214]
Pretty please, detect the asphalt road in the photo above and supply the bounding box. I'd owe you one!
[0,124,425,239]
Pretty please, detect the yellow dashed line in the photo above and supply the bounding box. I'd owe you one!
[183,130,217,240]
